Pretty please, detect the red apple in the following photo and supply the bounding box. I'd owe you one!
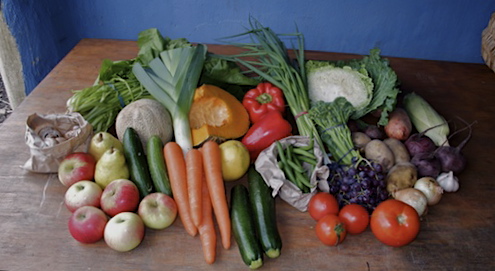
[68,206,108,244]
[138,192,178,230]
[64,180,103,212]
[58,152,96,187]
[100,179,140,217]
[104,212,145,252]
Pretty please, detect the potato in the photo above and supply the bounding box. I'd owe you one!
[383,137,410,164]
[352,132,371,152]
[384,108,412,140]
[364,139,395,171]
[385,162,418,194]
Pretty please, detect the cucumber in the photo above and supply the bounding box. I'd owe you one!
[247,166,282,258]
[122,127,154,198]
[146,136,172,197]
[230,184,263,269]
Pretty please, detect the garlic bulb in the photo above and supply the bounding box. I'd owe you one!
[436,171,459,192]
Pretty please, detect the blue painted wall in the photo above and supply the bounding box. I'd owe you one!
[2,0,494,95]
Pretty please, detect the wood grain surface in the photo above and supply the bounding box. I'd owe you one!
[0,39,494,271]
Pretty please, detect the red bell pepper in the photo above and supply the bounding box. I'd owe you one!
[241,110,292,161]
[242,82,286,123]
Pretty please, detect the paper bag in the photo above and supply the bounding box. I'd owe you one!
[254,136,329,212]
[23,112,93,173]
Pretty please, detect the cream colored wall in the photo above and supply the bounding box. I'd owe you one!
[0,12,24,109]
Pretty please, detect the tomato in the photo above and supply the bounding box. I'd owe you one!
[308,192,339,221]
[338,204,370,235]
[315,214,347,246]
[370,199,421,247]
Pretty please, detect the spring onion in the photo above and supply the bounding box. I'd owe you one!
[132,44,207,155]
[215,17,325,155]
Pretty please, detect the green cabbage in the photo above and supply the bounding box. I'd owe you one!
[306,61,373,119]
[306,49,400,125]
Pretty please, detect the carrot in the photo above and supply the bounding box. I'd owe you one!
[163,142,197,237]
[201,140,231,249]
[198,176,216,264]
[186,148,203,228]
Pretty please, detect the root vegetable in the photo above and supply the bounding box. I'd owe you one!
[393,188,428,216]
[364,139,395,171]
[434,120,473,175]
[384,108,412,141]
[352,132,371,152]
[385,162,418,194]
[414,177,443,205]
[410,152,441,178]
[364,125,385,140]
[383,138,410,164]
[404,133,437,157]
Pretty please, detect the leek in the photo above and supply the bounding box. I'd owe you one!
[403,92,450,146]
[132,44,207,154]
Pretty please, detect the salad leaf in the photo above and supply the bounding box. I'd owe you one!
[200,55,259,100]
[335,48,401,125]
[137,28,191,65]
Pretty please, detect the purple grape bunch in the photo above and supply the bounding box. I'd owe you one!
[326,159,389,213]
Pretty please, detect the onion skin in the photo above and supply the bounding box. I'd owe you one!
[414,177,443,205]
[393,188,428,216]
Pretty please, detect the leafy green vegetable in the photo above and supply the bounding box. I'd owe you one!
[136,28,191,65]
[67,28,191,132]
[306,61,374,118]
[309,98,362,165]
[307,48,400,126]
[67,59,151,132]
[200,54,259,101]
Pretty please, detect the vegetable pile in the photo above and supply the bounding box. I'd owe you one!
[57,16,475,268]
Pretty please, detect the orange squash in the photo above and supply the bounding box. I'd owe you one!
[189,84,249,146]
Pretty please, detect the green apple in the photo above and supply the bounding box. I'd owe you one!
[138,192,177,230]
[88,132,124,161]
[94,147,129,188]
[104,212,144,252]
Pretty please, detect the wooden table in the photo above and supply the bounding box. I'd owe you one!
[1,39,494,270]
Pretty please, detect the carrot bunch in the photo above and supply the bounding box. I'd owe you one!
[163,140,231,264]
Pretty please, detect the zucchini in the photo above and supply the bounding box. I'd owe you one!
[122,127,154,198]
[146,136,172,197]
[230,184,263,269]
[247,166,282,258]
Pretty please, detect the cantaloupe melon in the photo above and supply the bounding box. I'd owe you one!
[115,99,173,150]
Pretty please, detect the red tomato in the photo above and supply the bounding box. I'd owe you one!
[315,214,347,246]
[338,204,370,235]
[370,199,421,247]
[308,192,339,221]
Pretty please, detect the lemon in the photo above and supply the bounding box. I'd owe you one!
[219,140,250,182]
